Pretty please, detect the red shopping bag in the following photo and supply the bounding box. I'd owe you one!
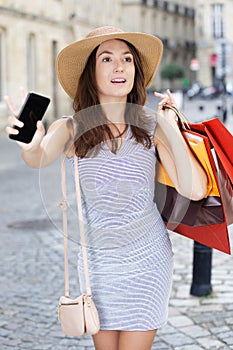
[190,117,233,226]
[190,118,233,184]
[155,115,232,254]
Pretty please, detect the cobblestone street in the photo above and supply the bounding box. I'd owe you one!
[0,97,233,349]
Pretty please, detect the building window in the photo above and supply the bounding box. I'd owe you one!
[142,0,147,5]
[27,33,36,91]
[162,38,169,48]
[212,4,224,39]
[163,1,168,11]
[184,7,195,18]
[174,4,179,14]
[153,0,158,7]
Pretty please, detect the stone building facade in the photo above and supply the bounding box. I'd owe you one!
[195,0,233,90]
[0,0,76,124]
[0,0,196,123]
[1,0,232,125]
[73,0,196,91]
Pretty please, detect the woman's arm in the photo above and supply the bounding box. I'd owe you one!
[154,90,208,201]
[21,118,73,168]
[5,93,74,168]
[6,117,73,168]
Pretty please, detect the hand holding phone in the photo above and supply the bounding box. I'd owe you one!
[8,92,50,144]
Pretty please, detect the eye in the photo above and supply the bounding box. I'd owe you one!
[102,57,111,62]
[123,56,133,63]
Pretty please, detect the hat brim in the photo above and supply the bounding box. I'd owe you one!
[56,31,163,99]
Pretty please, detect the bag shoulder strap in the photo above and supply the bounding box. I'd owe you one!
[60,154,91,298]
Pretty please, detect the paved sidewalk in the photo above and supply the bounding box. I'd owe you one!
[0,96,233,349]
[154,228,233,350]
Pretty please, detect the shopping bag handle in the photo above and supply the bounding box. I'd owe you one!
[162,104,191,130]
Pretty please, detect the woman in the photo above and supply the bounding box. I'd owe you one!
[6,26,207,350]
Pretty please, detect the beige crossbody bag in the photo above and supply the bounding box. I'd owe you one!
[58,155,100,337]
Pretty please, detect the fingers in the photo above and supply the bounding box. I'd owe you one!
[154,89,177,110]
[32,121,46,142]
[4,95,19,116]
[5,87,28,116]
[166,89,175,103]
[5,125,18,136]
[5,87,28,137]
[36,120,45,135]
[8,115,24,128]
[29,121,45,146]
[6,120,45,151]
[5,115,24,136]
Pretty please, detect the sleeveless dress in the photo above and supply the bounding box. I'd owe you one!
[69,126,173,331]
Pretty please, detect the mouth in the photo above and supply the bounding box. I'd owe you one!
[111,78,126,84]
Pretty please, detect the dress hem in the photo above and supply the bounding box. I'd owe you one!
[98,320,167,332]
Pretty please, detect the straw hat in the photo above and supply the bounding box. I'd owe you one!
[56,26,163,99]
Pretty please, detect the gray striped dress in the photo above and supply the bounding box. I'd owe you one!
[70,126,173,331]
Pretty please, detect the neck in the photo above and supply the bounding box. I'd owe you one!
[101,102,126,126]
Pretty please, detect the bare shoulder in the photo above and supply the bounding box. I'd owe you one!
[50,117,75,157]
[47,116,73,132]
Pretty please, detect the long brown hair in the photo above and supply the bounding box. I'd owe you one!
[72,40,152,157]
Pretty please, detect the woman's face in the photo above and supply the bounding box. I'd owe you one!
[95,39,135,103]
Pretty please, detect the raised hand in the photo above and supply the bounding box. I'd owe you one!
[154,89,179,125]
[5,88,45,150]
[154,89,178,110]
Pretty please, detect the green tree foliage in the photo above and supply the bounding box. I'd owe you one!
[161,64,184,81]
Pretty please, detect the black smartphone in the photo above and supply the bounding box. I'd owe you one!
[9,92,50,143]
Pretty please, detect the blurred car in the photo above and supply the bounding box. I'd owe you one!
[186,81,202,99]
[200,85,220,99]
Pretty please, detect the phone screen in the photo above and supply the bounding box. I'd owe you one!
[9,92,50,143]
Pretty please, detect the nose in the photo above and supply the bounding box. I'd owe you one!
[114,59,124,72]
